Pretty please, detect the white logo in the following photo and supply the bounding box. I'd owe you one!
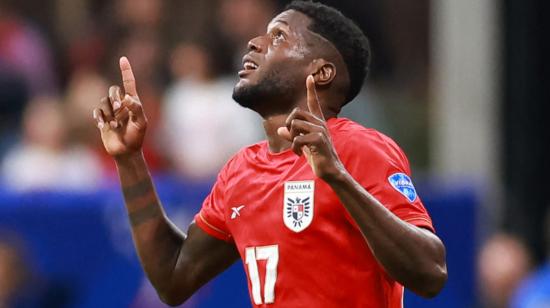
[231,205,245,219]
[283,181,314,232]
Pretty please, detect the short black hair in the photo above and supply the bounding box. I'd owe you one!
[285,0,371,105]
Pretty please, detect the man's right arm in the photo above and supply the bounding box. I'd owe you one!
[116,153,239,306]
[93,57,239,306]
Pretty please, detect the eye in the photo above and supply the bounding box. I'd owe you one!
[271,30,286,44]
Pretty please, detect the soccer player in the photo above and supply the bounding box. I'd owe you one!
[93,1,447,307]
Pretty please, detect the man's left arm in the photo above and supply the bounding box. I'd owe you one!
[278,76,447,298]
[323,170,448,298]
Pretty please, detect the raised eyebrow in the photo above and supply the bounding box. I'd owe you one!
[267,20,290,33]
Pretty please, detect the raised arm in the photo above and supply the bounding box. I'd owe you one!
[93,57,239,306]
[278,76,448,298]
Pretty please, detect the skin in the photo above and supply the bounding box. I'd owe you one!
[93,9,447,306]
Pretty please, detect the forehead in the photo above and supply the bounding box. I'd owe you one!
[267,9,311,33]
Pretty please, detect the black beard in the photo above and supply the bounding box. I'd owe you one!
[232,68,296,117]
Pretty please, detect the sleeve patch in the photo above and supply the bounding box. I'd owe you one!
[388,173,417,203]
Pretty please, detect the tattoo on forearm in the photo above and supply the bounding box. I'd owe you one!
[123,179,151,201]
[129,202,161,227]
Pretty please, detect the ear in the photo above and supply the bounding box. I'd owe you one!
[309,59,336,86]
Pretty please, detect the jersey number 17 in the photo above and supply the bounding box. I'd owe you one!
[245,245,279,305]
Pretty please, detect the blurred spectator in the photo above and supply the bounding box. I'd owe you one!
[162,41,261,179]
[511,208,550,308]
[0,1,57,160]
[218,0,276,46]
[478,233,533,308]
[0,233,70,307]
[217,0,276,71]
[53,0,105,70]
[0,61,28,158]
[115,0,164,31]
[0,237,28,307]
[64,69,108,146]
[0,2,57,96]
[0,96,102,191]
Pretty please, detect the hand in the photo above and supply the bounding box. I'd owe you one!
[93,57,148,160]
[277,75,345,181]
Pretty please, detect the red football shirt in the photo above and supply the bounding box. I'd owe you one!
[195,118,434,308]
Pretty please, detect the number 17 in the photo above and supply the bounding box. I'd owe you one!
[245,245,279,305]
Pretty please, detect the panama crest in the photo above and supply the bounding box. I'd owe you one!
[283,181,314,232]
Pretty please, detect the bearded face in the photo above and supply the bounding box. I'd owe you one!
[232,10,314,117]
[233,62,299,115]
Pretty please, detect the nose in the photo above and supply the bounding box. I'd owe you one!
[247,36,263,53]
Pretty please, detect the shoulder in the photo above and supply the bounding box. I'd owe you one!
[218,140,268,178]
[329,118,410,170]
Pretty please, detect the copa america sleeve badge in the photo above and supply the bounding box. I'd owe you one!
[388,173,418,203]
[283,181,315,232]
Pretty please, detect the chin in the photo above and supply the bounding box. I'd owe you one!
[232,81,257,109]
[232,69,297,116]
[234,78,252,93]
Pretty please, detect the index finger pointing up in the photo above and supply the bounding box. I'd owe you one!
[306,75,324,121]
[119,56,137,97]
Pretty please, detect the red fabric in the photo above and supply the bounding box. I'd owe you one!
[195,118,433,308]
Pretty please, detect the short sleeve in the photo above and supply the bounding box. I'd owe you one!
[338,131,435,233]
[194,170,233,242]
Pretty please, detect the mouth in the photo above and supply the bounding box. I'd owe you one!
[238,56,259,77]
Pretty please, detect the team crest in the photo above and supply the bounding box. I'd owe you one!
[283,181,314,232]
[388,173,417,203]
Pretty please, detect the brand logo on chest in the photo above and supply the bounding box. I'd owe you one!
[283,180,315,232]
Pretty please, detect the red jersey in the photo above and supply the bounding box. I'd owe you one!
[195,118,434,308]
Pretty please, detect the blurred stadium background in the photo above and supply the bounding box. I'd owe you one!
[0,0,548,307]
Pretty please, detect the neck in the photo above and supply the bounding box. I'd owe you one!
[263,114,292,153]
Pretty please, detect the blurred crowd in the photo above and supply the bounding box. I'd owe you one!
[478,211,550,308]
[0,0,275,190]
[0,0,434,191]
